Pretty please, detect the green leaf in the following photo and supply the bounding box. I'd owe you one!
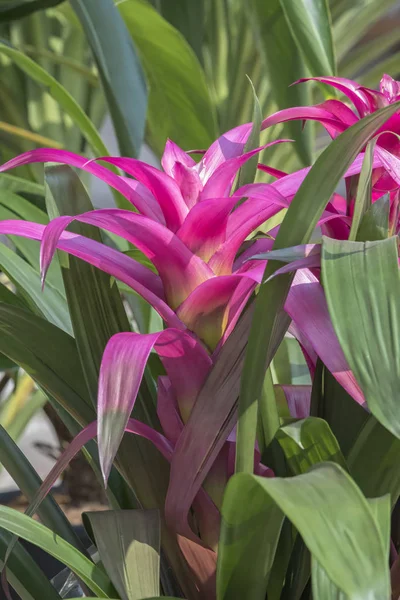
[348,140,374,241]
[280,0,336,76]
[311,495,390,600]
[0,529,61,600]
[84,509,160,600]
[0,0,65,22]
[70,0,147,158]
[237,79,262,189]
[0,41,109,157]
[157,0,204,64]
[0,423,83,549]
[218,463,390,600]
[0,242,72,334]
[356,193,390,241]
[251,0,312,166]
[0,173,44,196]
[0,505,115,598]
[322,236,400,439]
[118,0,217,156]
[318,369,369,458]
[0,303,94,425]
[236,100,400,473]
[276,417,347,475]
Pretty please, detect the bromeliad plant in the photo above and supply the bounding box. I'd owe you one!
[2,74,400,600]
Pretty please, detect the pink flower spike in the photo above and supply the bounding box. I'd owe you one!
[200,140,290,201]
[0,149,163,222]
[196,123,252,184]
[91,156,189,231]
[380,74,400,102]
[161,139,196,175]
[98,329,212,483]
[261,106,347,136]
[176,275,256,350]
[177,196,238,262]
[0,220,184,328]
[40,209,214,309]
[295,77,372,117]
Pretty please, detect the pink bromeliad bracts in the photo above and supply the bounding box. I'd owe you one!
[1,73,400,562]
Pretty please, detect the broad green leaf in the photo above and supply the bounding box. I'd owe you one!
[0,242,72,334]
[0,41,109,157]
[280,0,336,76]
[84,509,160,600]
[311,495,390,600]
[218,463,390,600]
[118,0,217,156]
[322,236,400,439]
[236,101,400,473]
[237,79,262,189]
[0,505,115,598]
[251,0,312,166]
[0,529,61,600]
[356,193,390,241]
[348,416,400,506]
[348,140,374,241]
[276,417,347,475]
[70,0,147,158]
[0,423,82,548]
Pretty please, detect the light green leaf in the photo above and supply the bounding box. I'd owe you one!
[349,140,374,240]
[276,417,347,475]
[0,41,109,156]
[0,505,115,598]
[280,0,336,76]
[118,0,217,156]
[356,193,390,241]
[237,100,400,474]
[84,509,160,600]
[311,495,390,600]
[0,173,44,196]
[237,79,262,189]
[70,0,147,158]
[0,529,61,600]
[218,463,390,600]
[0,242,72,334]
[322,236,400,439]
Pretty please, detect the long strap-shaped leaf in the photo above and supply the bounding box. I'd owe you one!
[0,529,61,600]
[0,424,82,550]
[70,0,147,158]
[0,42,108,157]
[0,506,115,598]
[217,463,390,600]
